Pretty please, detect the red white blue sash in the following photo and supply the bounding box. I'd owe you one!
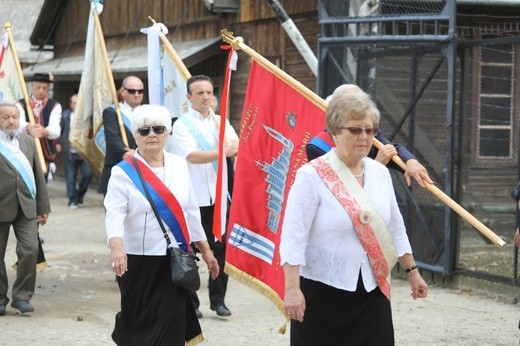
[309,151,397,301]
[118,157,191,252]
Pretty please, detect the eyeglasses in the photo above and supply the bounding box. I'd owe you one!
[124,88,144,95]
[137,126,166,136]
[339,126,378,136]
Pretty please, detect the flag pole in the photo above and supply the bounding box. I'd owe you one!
[148,17,191,81]
[4,22,47,173]
[221,29,505,247]
[92,8,128,147]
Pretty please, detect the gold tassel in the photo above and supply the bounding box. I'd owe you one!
[278,316,290,334]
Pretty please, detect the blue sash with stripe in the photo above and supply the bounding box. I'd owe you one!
[118,158,191,252]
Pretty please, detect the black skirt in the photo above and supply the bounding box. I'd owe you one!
[112,254,202,346]
[291,275,394,346]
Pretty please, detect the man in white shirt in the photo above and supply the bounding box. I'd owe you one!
[16,72,62,180]
[170,75,238,318]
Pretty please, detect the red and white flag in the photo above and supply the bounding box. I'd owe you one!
[212,46,237,241]
[225,61,324,310]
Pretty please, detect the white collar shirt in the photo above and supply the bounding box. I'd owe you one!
[169,107,238,207]
[280,156,413,293]
[119,101,140,125]
[16,97,62,140]
[0,131,20,148]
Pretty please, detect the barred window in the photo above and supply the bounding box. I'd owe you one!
[476,44,515,160]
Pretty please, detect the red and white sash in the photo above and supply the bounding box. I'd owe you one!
[309,151,398,301]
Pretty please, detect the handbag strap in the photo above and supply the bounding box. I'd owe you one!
[130,157,173,250]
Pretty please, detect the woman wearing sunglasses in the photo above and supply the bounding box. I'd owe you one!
[280,91,428,345]
[104,105,219,345]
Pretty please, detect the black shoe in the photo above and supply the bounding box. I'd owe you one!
[11,300,34,313]
[195,308,202,318]
[211,304,231,317]
[0,304,5,316]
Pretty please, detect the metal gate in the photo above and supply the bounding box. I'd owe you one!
[318,0,457,276]
[317,0,519,286]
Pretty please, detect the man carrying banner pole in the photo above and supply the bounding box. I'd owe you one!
[220,29,504,323]
[97,76,143,196]
[171,75,239,318]
[16,72,62,182]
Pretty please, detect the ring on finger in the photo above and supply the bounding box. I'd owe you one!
[111,262,116,268]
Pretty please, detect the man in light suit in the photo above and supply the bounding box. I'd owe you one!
[0,103,51,315]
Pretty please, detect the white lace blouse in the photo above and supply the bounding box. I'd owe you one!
[279,156,412,293]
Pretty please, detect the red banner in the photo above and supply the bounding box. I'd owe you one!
[225,61,325,311]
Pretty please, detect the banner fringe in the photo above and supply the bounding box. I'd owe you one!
[225,262,289,334]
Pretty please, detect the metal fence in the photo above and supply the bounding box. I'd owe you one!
[318,0,520,287]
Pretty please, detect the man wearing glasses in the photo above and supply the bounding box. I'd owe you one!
[98,76,144,196]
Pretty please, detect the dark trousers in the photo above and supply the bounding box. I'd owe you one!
[190,205,228,309]
[64,152,92,204]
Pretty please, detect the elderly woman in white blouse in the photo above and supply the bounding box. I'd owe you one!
[105,105,219,345]
[280,92,428,345]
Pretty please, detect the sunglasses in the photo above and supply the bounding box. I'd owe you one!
[339,126,378,136]
[124,88,144,95]
[137,126,166,136]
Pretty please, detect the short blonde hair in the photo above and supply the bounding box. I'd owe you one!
[326,91,380,137]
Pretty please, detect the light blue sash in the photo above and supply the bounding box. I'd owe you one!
[178,115,218,172]
[0,139,36,199]
[95,105,132,155]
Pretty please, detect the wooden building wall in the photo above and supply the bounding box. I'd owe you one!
[49,0,319,130]
[52,1,238,56]
[229,1,319,128]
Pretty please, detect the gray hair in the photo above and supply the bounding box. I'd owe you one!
[0,102,20,112]
[324,84,367,103]
[131,104,172,136]
[325,91,380,137]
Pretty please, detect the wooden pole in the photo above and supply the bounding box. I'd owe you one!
[221,29,506,247]
[4,22,47,173]
[92,8,128,147]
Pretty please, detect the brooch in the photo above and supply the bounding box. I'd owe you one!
[359,211,372,225]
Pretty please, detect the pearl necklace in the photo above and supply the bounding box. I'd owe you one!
[353,167,364,178]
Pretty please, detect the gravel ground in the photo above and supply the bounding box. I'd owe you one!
[0,178,518,345]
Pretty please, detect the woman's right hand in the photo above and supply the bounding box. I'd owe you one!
[284,287,306,322]
[109,237,128,277]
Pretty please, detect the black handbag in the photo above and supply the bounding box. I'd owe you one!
[131,157,200,291]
